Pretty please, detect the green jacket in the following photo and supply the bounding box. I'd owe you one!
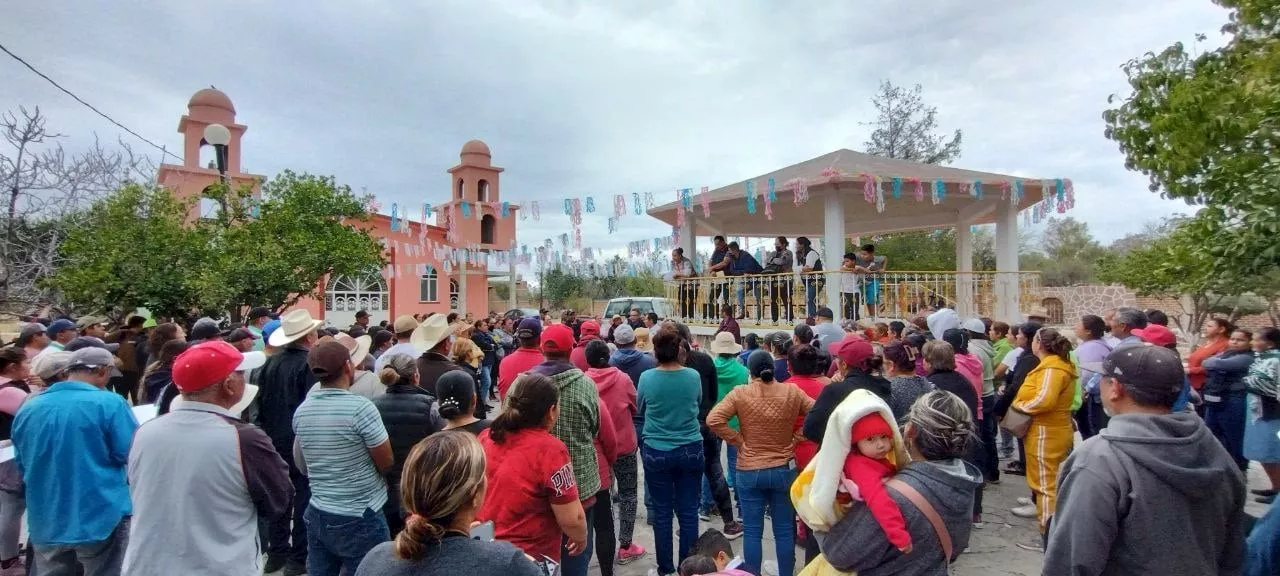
[713,356,749,431]
[530,362,601,499]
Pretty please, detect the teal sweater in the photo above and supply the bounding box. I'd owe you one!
[637,367,702,451]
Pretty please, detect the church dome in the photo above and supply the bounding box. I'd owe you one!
[461,139,491,156]
[188,88,235,114]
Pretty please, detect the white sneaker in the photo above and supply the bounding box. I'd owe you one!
[1017,496,1032,505]
[1011,504,1037,518]
[761,560,779,576]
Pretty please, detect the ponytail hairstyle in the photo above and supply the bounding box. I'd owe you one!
[1035,327,1074,362]
[487,374,558,443]
[907,390,974,460]
[394,431,487,560]
[378,353,418,387]
[747,349,775,383]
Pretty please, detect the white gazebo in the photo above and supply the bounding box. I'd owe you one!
[649,149,1066,323]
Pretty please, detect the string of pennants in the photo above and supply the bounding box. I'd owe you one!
[365,169,1076,279]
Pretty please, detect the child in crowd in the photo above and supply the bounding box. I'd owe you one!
[838,411,912,553]
[679,529,751,576]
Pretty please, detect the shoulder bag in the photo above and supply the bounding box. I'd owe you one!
[1000,407,1033,438]
[887,478,954,574]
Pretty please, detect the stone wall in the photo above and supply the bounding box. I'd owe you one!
[1034,285,1276,335]
[1036,285,1136,325]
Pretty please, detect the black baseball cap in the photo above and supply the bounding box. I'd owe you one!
[1082,343,1185,396]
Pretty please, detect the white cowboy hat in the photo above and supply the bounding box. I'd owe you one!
[411,314,452,354]
[334,333,373,368]
[268,310,325,347]
[709,331,743,355]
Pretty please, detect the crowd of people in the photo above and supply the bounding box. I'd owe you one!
[0,298,1277,576]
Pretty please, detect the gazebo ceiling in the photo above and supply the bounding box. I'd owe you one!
[648,149,1058,237]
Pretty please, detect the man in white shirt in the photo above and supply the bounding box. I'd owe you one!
[373,315,420,372]
[671,248,696,318]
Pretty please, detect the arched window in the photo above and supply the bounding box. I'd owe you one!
[456,178,465,200]
[481,215,496,244]
[449,280,460,311]
[199,185,221,219]
[420,267,438,302]
[478,179,490,202]
[1042,297,1065,325]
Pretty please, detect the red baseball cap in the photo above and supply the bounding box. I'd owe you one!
[541,324,576,353]
[1133,324,1177,348]
[579,320,601,340]
[828,335,875,369]
[172,340,267,392]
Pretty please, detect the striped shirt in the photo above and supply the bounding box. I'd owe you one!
[293,387,389,517]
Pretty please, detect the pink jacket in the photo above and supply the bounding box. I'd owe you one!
[586,366,639,454]
[954,352,985,419]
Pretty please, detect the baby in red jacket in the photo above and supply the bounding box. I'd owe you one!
[836,412,912,553]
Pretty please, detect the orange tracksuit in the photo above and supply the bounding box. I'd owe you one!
[1013,354,1077,533]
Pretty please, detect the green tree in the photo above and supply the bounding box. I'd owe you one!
[1032,217,1109,286]
[541,266,584,308]
[209,171,386,317]
[1103,0,1280,276]
[49,183,218,319]
[1096,218,1261,338]
[863,81,963,164]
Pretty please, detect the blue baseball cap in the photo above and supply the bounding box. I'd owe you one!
[46,319,76,339]
[262,319,283,343]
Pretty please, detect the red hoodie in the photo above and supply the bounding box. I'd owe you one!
[586,365,639,454]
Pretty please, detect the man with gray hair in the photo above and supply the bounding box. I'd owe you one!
[124,341,290,576]
[13,347,138,576]
[1109,307,1148,345]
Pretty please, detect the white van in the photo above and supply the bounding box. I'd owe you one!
[603,297,676,320]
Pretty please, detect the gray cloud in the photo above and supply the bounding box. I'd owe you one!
[2,0,1226,275]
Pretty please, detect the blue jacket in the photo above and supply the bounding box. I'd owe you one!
[728,251,763,275]
[13,381,137,545]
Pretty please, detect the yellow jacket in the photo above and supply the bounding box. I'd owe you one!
[1013,354,1077,428]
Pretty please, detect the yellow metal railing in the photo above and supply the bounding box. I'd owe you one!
[664,270,1041,326]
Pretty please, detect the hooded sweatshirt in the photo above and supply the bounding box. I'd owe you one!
[586,366,638,454]
[713,355,749,431]
[1043,411,1245,576]
[925,308,960,340]
[528,360,602,500]
[824,458,982,575]
[611,347,656,431]
[951,353,985,419]
[966,338,996,396]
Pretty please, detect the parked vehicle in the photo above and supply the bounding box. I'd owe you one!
[603,297,675,320]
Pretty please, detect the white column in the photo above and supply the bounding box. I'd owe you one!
[955,221,974,317]
[508,241,517,309]
[994,201,1021,322]
[679,213,696,260]
[824,190,846,320]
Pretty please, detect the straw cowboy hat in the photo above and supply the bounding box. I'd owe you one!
[334,332,373,368]
[268,309,324,347]
[709,331,743,355]
[411,314,453,354]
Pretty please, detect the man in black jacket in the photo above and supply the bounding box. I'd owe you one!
[257,310,323,576]
[670,322,742,538]
[411,314,462,397]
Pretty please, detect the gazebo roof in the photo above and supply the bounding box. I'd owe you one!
[649,149,1062,237]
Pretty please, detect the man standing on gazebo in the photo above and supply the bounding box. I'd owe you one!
[671,248,696,319]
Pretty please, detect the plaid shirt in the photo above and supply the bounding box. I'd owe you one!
[527,362,602,499]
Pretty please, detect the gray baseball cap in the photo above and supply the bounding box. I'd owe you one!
[65,347,116,372]
[1081,343,1185,397]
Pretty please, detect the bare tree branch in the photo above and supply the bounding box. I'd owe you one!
[0,106,156,315]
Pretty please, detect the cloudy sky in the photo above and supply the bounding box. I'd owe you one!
[3,0,1220,270]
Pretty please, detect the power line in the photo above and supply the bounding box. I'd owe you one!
[0,41,183,162]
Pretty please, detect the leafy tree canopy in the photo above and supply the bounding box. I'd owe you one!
[1103,0,1280,276]
[863,80,963,165]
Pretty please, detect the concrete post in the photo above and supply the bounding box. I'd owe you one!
[955,221,974,317]
[824,190,846,320]
[994,201,1021,322]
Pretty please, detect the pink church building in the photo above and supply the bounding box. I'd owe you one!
[158,88,515,327]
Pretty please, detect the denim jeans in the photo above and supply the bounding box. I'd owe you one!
[479,363,493,400]
[737,465,796,576]
[802,279,818,318]
[736,280,761,319]
[304,505,389,576]
[35,517,129,576]
[560,502,596,576]
[697,429,734,523]
[269,454,311,565]
[1205,393,1248,471]
[642,441,703,575]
